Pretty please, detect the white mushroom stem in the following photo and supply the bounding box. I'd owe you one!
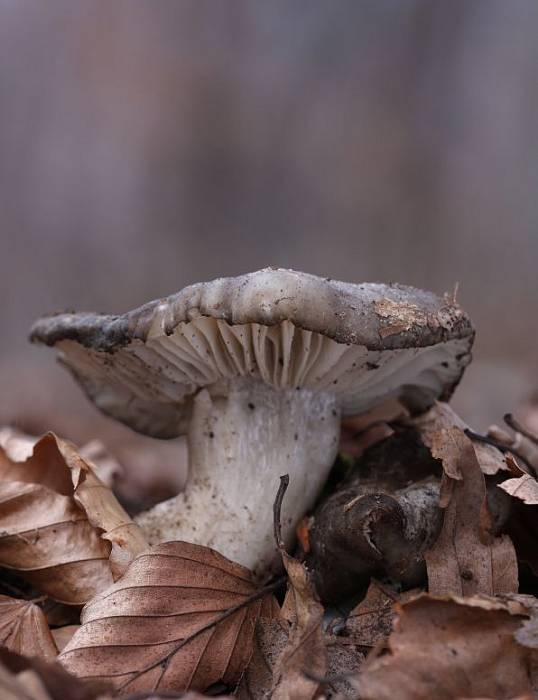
[135,378,340,577]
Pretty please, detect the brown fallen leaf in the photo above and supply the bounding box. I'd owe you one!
[0,432,147,604]
[0,647,111,700]
[269,476,327,700]
[77,440,123,488]
[50,626,80,653]
[239,476,326,700]
[424,430,518,596]
[339,398,408,459]
[238,614,364,700]
[412,401,508,476]
[302,582,420,697]
[0,428,123,488]
[59,541,279,695]
[353,593,537,700]
[500,473,538,505]
[0,648,229,700]
[0,595,58,660]
[346,581,418,648]
[271,556,326,700]
[339,423,395,460]
[66,438,148,579]
[323,635,364,698]
[237,618,289,700]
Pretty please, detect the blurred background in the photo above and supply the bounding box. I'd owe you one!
[1,1,536,501]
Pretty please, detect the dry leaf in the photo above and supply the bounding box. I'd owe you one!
[270,554,326,700]
[0,595,58,660]
[0,428,122,488]
[240,475,326,700]
[346,581,418,648]
[0,432,147,603]
[59,541,278,695]
[237,618,289,700]
[0,647,111,700]
[77,440,122,488]
[265,476,327,700]
[353,593,537,700]
[413,402,508,476]
[50,626,79,653]
[66,441,147,579]
[341,398,409,434]
[500,474,538,505]
[239,611,364,700]
[323,635,364,697]
[0,649,226,700]
[340,398,408,459]
[425,431,518,596]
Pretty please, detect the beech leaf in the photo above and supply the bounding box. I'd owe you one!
[0,649,227,700]
[500,473,538,505]
[270,554,326,700]
[0,647,111,700]
[353,594,538,700]
[412,402,508,476]
[50,626,80,653]
[0,595,58,660]
[258,475,326,700]
[237,618,289,700]
[239,475,326,700]
[59,541,278,695]
[0,432,147,604]
[424,430,518,596]
[346,581,419,648]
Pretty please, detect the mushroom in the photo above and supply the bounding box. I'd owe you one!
[30,268,474,576]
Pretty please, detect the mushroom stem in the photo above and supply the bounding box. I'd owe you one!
[135,379,341,577]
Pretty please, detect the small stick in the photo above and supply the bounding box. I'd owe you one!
[273,474,290,550]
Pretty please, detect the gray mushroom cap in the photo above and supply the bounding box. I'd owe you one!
[30,268,474,437]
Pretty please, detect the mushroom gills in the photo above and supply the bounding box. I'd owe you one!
[57,318,469,430]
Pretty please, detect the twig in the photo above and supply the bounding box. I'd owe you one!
[464,428,537,476]
[115,576,286,694]
[504,413,538,446]
[273,474,290,550]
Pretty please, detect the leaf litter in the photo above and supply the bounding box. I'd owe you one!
[0,432,147,604]
[59,541,279,694]
[2,398,538,698]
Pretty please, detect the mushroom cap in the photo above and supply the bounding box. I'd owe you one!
[30,268,474,438]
